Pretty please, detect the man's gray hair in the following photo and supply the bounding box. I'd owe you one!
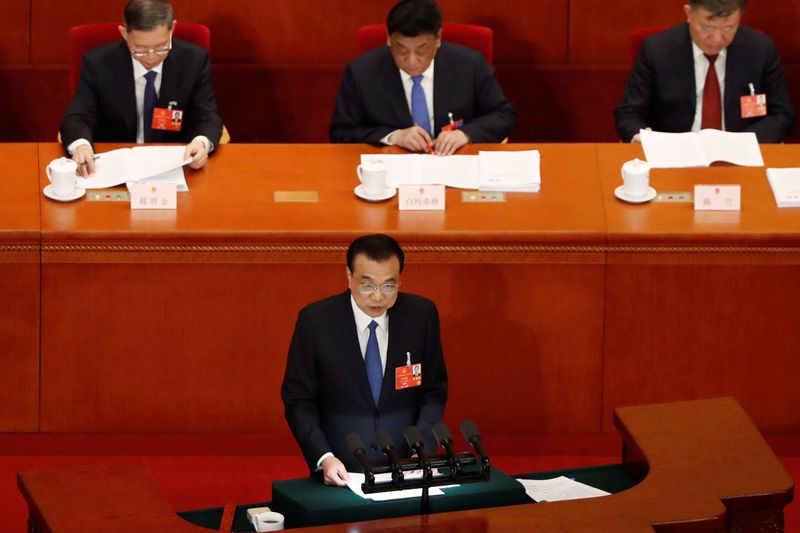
[689,0,747,18]
[124,0,175,31]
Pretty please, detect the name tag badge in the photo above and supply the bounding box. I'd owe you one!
[395,363,422,390]
[694,184,741,211]
[152,107,183,131]
[129,183,177,210]
[741,94,767,118]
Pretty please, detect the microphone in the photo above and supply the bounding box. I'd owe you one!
[460,420,491,473]
[376,429,404,484]
[346,432,375,485]
[432,422,461,475]
[403,425,433,480]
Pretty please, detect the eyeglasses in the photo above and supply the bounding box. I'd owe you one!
[130,42,172,58]
[357,283,399,295]
[695,22,738,36]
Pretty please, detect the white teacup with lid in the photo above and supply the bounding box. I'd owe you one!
[46,157,79,198]
[620,158,650,199]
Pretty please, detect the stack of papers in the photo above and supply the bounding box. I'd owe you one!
[345,471,457,501]
[76,146,192,192]
[640,129,764,168]
[766,168,800,207]
[360,150,541,192]
[516,476,610,502]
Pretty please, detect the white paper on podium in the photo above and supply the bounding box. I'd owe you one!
[516,476,610,502]
[345,471,457,501]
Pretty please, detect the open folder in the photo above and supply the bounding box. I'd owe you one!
[77,146,192,192]
[640,129,764,168]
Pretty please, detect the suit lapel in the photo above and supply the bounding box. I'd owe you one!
[673,24,697,115]
[382,50,413,128]
[330,292,378,408]
[724,33,749,118]
[380,296,410,408]
[432,47,450,136]
[114,43,138,140]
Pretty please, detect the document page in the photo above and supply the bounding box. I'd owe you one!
[640,130,708,168]
[698,129,764,167]
[360,154,479,189]
[766,168,800,207]
[345,471,452,501]
[78,146,190,189]
[478,150,541,192]
[516,476,610,502]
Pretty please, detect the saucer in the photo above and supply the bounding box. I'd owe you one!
[614,185,657,204]
[43,184,86,202]
[354,184,396,202]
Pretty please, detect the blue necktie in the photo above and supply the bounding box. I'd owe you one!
[143,70,158,142]
[365,321,382,406]
[411,75,431,135]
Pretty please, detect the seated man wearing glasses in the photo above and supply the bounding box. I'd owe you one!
[281,234,448,486]
[615,0,794,144]
[60,0,222,176]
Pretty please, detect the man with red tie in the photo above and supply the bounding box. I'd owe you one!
[615,0,795,143]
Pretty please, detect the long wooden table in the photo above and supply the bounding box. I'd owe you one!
[2,142,799,436]
[17,398,795,532]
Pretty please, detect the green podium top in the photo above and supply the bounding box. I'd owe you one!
[271,468,529,528]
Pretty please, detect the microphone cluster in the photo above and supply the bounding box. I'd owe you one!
[346,420,491,496]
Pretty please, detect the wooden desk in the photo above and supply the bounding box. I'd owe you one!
[0,143,40,431]
[37,143,607,435]
[598,144,800,433]
[18,398,794,532]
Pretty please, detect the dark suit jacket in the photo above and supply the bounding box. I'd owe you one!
[330,42,515,144]
[60,38,223,149]
[281,291,448,472]
[615,23,795,143]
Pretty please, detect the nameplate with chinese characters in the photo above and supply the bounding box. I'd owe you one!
[694,184,741,211]
[398,185,445,211]
[129,183,177,210]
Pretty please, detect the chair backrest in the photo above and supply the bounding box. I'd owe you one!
[629,26,667,64]
[68,22,211,96]
[357,22,493,65]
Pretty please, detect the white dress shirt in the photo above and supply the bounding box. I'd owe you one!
[382,60,436,145]
[315,295,390,469]
[691,42,727,132]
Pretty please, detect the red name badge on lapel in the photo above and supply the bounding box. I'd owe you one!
[741,83,767,119]
[152,102,183,132]
[396,353,422,390]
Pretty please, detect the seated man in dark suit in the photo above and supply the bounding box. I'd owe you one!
[330,0,515,155]
[615,0,795,143]
[61,0,223,176]
[281,234,448,486]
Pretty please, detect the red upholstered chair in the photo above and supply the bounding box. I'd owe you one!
[629,26,668,64]
[357,22,494,65]
[68,22,210,96]
[66,22,228,143]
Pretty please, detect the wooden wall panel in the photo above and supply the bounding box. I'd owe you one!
[569,0,800,64]
[30,0,568,64]
[603,262,800,434]
[40,260,603,433]
[0,1,32,64]
[0,144,41,431]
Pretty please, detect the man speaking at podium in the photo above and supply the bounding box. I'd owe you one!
[60,0,223,176]
[615,0,795,143]
[281,234,448,486]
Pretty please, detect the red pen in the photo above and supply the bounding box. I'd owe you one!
[415,122,435,154]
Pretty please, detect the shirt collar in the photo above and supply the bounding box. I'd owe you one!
[350,294,388,333]
[692,41,727,61]
[399,59,435,84]
[132,57,165,80]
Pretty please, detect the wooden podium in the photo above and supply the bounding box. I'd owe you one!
[18,397,794,532]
